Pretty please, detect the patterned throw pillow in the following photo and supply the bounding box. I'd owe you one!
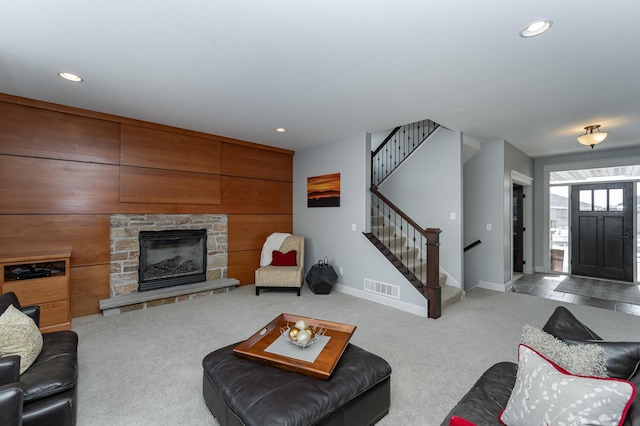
[0,304,44,374]
[500,344,635,426]
[522,325,607,377]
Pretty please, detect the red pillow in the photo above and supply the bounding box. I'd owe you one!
[450,417,476,426]
[271,250,297,266]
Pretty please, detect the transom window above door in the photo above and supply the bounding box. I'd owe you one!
[578,188,624,212]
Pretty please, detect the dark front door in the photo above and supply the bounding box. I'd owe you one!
[513,184,524,273]
[571,182,634,282]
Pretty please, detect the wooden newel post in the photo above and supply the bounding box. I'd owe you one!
[424,228,442,319]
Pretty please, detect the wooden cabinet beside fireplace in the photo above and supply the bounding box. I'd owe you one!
[0,251,71,332]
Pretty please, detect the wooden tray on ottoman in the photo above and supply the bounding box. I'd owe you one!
[233,313,356,380]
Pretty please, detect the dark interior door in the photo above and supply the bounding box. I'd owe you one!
[570,182,634,281]
[513,184,524,273]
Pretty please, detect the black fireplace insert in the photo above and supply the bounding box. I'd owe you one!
[138,229,207,292]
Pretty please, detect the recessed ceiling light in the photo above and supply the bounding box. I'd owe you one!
[58,72,83,82]
[275,127,287,133]
[519,19,553,38]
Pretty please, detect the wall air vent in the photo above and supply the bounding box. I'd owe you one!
[364,279,400,299]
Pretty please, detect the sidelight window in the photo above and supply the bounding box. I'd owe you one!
[549,186,569,273]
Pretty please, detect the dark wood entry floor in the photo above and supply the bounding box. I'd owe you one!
[512,273,640,316]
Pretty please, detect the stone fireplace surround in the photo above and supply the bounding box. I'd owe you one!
[99,214,237,315]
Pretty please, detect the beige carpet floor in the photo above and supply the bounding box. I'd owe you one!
[72,284,640,425]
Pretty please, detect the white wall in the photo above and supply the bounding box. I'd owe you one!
[293,132,430,317]
[377,127,463,287]
[463,140,534,290]
[504,142,534,283]
[463,140,504,289]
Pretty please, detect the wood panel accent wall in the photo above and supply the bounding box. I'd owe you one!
[69,264,110,319]
[0,94,294,317]
[119,166,222,204]
[222,177,293,214]
[228,215,293,252]
[0,102,121,164]
[120,124,221,174]
[228,215,293,285]
[0,215,110,267]
[0,156,120,214]
[227,251,261,288]
[222,143,292,181]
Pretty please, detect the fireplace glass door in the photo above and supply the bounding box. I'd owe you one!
[138,229,207,291]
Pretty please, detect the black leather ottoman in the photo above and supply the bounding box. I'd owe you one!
[202,342,392,426]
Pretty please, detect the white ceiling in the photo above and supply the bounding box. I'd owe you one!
[1,1,639,158]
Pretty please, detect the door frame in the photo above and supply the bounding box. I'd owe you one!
[569,181,634,281]
[510,171,533,284]
[541,155,640,283]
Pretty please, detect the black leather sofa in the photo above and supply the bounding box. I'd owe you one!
[0,292,78,426]
[440,306,640,426]
[0,382,23,426]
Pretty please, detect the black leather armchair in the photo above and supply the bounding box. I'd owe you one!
[0,292,78,426]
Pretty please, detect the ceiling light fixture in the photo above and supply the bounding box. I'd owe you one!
[58,72,83,82]
[275,127,287,133]
[577,125,608,149]
[519,20,553,37]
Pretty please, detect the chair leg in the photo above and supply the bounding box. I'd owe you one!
[297,288,300,296]
[256,287,260,296]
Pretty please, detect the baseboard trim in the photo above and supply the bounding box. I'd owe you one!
[334,284,428,318]
[477,280,510,292]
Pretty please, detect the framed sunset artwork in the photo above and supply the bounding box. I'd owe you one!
[307,173,340,207]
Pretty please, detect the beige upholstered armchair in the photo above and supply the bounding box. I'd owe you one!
[255,235,305,296]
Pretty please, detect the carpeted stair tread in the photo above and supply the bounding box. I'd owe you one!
[379,235,407,247]
[410,265,447,285]
[439,272,447,287]
[441,284,464,310]
[390,246,419,259]
[371,225,396,237]
[405,268,463,309]
[370,216,385,226]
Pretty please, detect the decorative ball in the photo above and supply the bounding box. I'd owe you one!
[288,327,299,341]
[296,329,312,345]
[306,328,315,341]
[294,320,308,330]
